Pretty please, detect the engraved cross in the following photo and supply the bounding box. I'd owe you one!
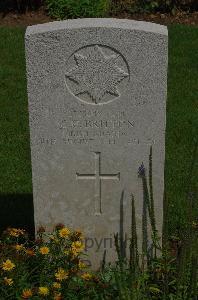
[76,152,120,215]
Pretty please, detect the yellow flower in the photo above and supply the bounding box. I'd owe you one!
[55,268,69,281]
[38,286,49,296]
[72,241,84,250]
[71,249,78,257]
[58,227,70,238]
[53,282,61,289]
[71,241,84,256]
[4,277,14,286]
[39,246,50,255]
[78,261,86,269]
[22,289,33,299]
[2,259,16,271]
[81,272,93,281]
[8,228,25,237]
[14,244,24,251]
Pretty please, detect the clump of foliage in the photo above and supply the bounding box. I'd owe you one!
[0,223,197,298]
[110,147,198,299]
[137,0,198,13]
[110,0,198,14]
[45,0,110,20]
[1,0,197,15]
[0,225,97,299]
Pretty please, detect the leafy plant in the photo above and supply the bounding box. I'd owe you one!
[0,225,95,299]
[111,146,198,299]
[45,0,110,20]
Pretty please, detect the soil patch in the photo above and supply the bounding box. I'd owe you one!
[0,7,197,27]
[0,8,52,27]
[113,11,198,26]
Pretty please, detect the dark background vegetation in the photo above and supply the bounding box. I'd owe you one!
[0,0,197,15]
[0,0,43,13]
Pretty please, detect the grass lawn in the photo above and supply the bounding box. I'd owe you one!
[0,24,197,236]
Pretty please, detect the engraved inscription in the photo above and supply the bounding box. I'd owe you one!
[37,106,155,146]
[76,152,120,215]
[58,108,135,145]
[65,45,129,104]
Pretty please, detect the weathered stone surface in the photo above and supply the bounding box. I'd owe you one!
[25,18,168,268]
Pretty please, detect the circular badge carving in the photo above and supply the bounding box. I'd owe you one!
[65,45,129,105]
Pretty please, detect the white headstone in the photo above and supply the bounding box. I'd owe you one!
[25,18,168,268]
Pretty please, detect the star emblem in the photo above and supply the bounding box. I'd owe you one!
[65,46,129,104]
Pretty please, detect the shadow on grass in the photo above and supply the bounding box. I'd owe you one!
[0,194,35,238]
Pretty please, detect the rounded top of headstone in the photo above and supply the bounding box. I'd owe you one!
[26,18,168,37]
